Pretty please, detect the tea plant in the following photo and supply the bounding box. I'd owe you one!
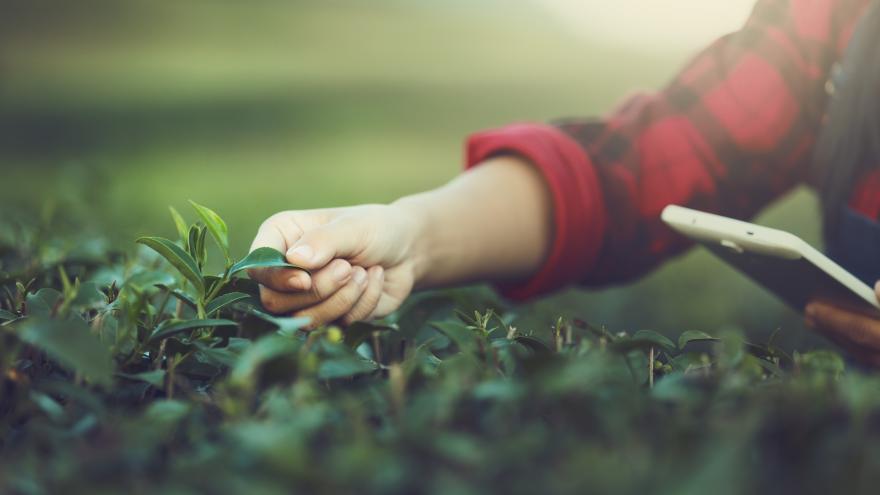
[2,204,880,494]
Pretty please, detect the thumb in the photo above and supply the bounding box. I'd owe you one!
[285,218,365,270]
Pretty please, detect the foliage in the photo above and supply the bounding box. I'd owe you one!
[2,205,880,494]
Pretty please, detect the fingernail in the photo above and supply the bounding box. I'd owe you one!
[874,280,880,293]
[353,268,367,285]
[371,266,384,280]
[333,262,351,282]
[287,245,314,263]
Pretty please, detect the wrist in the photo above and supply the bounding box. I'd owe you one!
[390,193,436,290]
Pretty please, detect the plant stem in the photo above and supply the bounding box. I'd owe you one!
[649,347,655,389]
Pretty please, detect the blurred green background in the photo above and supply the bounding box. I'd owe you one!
[0,0,825,348]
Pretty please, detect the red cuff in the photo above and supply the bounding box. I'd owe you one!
[465,123,607,301]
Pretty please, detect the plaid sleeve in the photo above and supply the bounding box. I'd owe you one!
[466,0,868,299]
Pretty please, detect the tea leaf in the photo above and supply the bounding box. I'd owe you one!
[194,224,208,268]
[514,335,551,354]
[432,320,478,353]
[155,284,198,310]
[317,356,378,379]
[244,308,311,336]
[231,247,300,276]
[25,288,62,317]
[149,318,237,341]
[611,330,675,353]
[168,206,189,244]
[678,330,718,349]
[343,321,397,349]
[230,334,300,387]
[69,282,107,310]
[136,236,205,296]
[206,292,251,316]
[17,317,113,385]
[117,370,167,389]
[189,200,229,256]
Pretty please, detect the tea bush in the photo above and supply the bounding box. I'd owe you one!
[2,204,880,494]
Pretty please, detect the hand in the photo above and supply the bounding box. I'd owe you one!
[248,204,422,329]
[805,282,880,367]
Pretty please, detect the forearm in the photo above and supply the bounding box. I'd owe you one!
[394,155,553,289]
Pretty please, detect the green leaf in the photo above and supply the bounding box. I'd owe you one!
[193,339,249,368]
[189,200,229,256]
[343,321,397,349]
[69,282,107,309]
[206,292,251,316]
[117,370,166,389]
[194,224,208,268]
[317,356,378,379]
[0,309,18,321]
[124,270,176,294]
[677,330,718,349]
[230,334,300,387]
[514,335,551,354]
[25,288,61,317]
[231,247,301,276]
[136,236,205,296]
[611,330,675,353]
[143,399,191,425]
[431,320,478,353]
[155,285,197,310]
[632,330,675,351]
[168,206,189,245]
[17,317,113,385]
[187,224,201,260]
[149,318,237,342]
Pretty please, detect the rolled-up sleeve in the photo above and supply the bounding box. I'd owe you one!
[465,123,607,301]
[464,0,865,300]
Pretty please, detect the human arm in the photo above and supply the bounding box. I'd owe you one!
[248,155,553,327]
[249,0,868,327]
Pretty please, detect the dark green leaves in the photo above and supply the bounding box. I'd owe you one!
[136,236,204,296]
[117,370,167,389]
[343,321,397,349]
[206,292,251,315]
[229,334,300,387]
[317,357,377,380]
[17,317,113,385]
[149,318,237,341]
[231,247,300,276]
[611,330,675,353]
[678,330,718,349]
[248,309,311,336]
[0,309,18,321]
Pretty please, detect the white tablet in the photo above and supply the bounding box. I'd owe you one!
[661,205,880,317]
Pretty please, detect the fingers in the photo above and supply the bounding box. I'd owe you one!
[295,266,370,329]
[341,266,384,325]
[248,214,312,291]
[806,301,880,351]
[249,266,312,292]
[285,217,367,272]
[259,259,352,314]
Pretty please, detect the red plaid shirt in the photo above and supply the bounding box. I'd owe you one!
[466,0,878,300]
